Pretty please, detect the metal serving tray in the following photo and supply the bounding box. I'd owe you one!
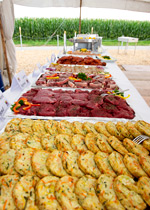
[31,72,118,91]
[55,55,107,68]
[4,86,140,122]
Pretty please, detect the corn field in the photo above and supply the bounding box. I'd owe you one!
[14,18,150,41]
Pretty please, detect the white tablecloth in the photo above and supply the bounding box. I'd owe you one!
[1,60,150,131]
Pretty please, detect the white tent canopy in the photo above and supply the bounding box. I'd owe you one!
[0,0,150,86]
[14,0,150,12]
[0,0,16,86]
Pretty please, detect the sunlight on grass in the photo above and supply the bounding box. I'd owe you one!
[14,39,150,47]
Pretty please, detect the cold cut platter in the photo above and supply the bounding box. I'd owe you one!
[32,72,118,91]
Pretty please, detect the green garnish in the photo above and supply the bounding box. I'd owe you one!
[77,73,91,80]
[102,56,111,60]
[18,99,24,105]
[10,104,15,111]
[113,88,124,97]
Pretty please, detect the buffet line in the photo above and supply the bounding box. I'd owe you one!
[0,46,150,210]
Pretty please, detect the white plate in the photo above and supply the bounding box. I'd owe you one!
[97,55,117,63]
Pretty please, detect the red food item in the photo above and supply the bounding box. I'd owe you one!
[104,95,120,106]
[38,104,56,116]
[15,88,135,119]
[89,94,103,105]
[72,93,89,100]
[74,81,89,88]
[56,56,105,66]
[67,105,81,116]
[22,89,38,97]
[91,107,112,117]
[32,96,57,104]
[35,72,120,91]
[71,99,87,106]
[27,106,40,116]
[56,78,69,86]
[79,107,91,117]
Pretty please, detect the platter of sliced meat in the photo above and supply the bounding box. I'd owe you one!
[33,72,118,91]
[56,55,106,66]
[8,88,135,120]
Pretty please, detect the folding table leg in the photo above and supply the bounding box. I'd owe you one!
[125,42,128,54]
[134,42,137,55]
[118,41,120,54]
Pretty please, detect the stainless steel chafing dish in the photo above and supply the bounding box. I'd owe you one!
[69,34,103,52]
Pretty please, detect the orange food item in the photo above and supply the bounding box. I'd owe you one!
[57,56,106,66]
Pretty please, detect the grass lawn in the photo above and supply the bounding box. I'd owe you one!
[14,39,150,47]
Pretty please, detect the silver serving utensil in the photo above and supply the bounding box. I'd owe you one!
[101,88,129,96]
[132,135,150,144]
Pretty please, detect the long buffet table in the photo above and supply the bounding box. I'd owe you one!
[1,60,150,126]
[1,53,150,210]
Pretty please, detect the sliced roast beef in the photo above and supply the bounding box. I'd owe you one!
[89,94,103,105]
[56,108,68,116]
[59,99,72,108]
[79,107,91,117]
[89,82,103,89]
[53,89,63,93]
[32,96,57,104]
[17,105,28,115]
[36,79,46,85]
[36,89,54,97]
[71,99,87,106]
[68,81,76,88]
[55,78,69,86]
[75,89,89,94]
[104,95,120,105]
[71,93,89,101]
[22,89,38,97]
[27,106,40,116]
[38,104,56,116]
[74,81,88,88]
[86,102,97,109]
[90,90,104,95]
[59,94,73,102]
[67,105,81,116]
[102,102,120,114]
[21,96,33,103]
[47,80,56,86]
[114,108,134,119]
[91,107,112,117]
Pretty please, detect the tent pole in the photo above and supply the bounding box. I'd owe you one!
[0,15,12,86]
[79,0,82,34]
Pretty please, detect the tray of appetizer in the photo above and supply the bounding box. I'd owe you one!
[0,118,150,210]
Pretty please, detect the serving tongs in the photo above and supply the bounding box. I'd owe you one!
[101,88,129,97]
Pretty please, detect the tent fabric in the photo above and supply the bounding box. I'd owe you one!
[0,0,17,85]
[13,0,150,12]
[0,0,150,86]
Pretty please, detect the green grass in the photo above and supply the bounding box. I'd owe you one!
[102,39,150,46]
[14,39,150,47]
[14,39,73,46]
